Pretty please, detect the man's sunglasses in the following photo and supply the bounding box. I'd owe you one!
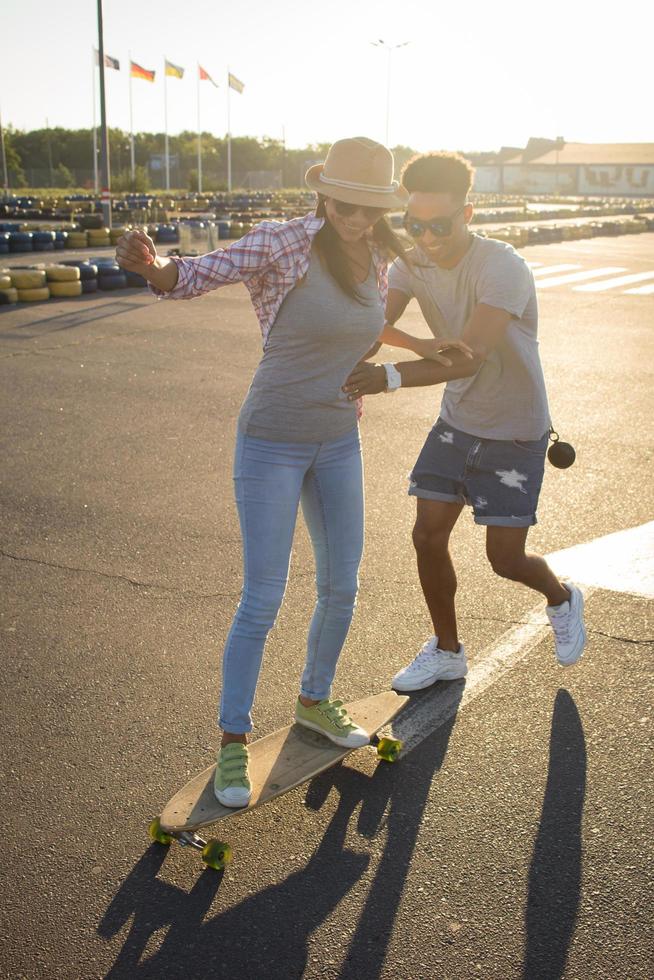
[332,199,388,221]
[402,205,466,239]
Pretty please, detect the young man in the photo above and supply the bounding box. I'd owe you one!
[343,152,586,690]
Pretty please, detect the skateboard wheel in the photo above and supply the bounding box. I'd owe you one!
[201,839,233,870]
[376,737,402,762]
[148,816,173,846]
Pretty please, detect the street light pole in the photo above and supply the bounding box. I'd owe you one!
[96,0,112,228]
[371,39,410,147]
[0,106,9,199]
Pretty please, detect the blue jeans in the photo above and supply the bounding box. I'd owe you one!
[409,418,549,527]
[219,427,364,734]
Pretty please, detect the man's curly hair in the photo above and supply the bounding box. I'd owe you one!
[401,152,475,201]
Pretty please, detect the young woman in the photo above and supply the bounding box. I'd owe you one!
[116,137,464,807]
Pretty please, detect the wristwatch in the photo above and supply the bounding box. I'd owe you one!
[383,363,402,392]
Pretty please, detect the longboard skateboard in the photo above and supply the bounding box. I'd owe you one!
[148,690,408,869]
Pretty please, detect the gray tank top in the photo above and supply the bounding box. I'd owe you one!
[238,247,384,443]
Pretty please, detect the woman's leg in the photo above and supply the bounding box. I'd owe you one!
[299,428,364,701]
[219,434,309,737]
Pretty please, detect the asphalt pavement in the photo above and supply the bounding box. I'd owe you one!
[1,233,653,980]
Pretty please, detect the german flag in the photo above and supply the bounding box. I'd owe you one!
[131,61,155,83]
[165,60,184,79]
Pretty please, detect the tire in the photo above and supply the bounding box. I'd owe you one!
[60,262,98,280]
[0,274,11,289]
[0,287,18,304]
[125,271,147,287]
[17,286,50,302]
[66,233,88,248]
[10,269,47,289]
[98,272,127,290]
[49,280,83,298]
[46,265,80,282]
[81,278,98,294]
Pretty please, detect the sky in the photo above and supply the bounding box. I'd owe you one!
[2,0,652,152]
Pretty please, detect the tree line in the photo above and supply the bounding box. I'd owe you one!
[2,126,419,193]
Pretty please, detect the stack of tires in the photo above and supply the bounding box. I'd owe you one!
[110,226,127,246]
[33,231,56,253]
[45,265,82,298]
[87,227,111,250]
[92,258,127,291]
[66,230,88,249]
[155,223,179,244]
[54,231,67,251]
[0,233,9,255]
[0,268,17,304]
[9,232,33,253]
[9,268,50,302]
[62,260,98,294]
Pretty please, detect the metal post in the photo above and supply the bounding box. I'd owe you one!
[129,50,135,184]
[0,106,9,199]
[197,65,202,194]
[227,70,232,194]
[96,0,112,227]
[164,58,170,191]
[92,49,99,193]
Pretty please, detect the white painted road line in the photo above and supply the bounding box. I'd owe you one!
[391,602,564,754]
[527,262,544,268]
[624,282,654,295]
[531,264,581,277]
[547,520,654,599]
[390,522,654,754]
[536,267,626,288]
[573,271,654,293]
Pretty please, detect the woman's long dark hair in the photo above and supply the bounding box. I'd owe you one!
[313,195,410,304]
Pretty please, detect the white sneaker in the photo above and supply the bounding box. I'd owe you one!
[546,581,586,666]
[392,636,468,692]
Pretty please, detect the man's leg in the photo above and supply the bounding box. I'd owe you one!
[413,498,464,652]
[485,525,569,606]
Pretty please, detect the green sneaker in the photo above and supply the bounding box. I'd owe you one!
[214,742,251,808]
[294,698,370,748]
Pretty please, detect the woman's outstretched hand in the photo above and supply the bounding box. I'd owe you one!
[115,227,157,274]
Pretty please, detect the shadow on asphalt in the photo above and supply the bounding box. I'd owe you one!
[0,298,145,341]
[97,683,463,980]
[522,689,586,980]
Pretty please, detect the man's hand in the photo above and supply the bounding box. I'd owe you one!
[342,362,387,400]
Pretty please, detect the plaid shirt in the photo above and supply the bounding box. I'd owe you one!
[150,212,389,348]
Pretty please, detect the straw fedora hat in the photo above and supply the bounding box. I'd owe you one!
[305,137,408,210]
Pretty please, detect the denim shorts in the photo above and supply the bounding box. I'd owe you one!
[408,418,549,527]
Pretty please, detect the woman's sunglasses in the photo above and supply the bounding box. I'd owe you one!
[402,205,466,239]
[332,199,388,221]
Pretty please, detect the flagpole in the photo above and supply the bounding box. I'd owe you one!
[197,64,202,194]
[0,105,9,199]
[164,57,170,191]
[227,68,232,194]
[129,50,135,184]
[96,0,112,227]
[92,48,98,193]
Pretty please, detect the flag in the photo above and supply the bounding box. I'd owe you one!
[165,60,184,79]
[228,72,244,94]
[131,61,156,83]
[95,49,120,70]
[199,65,218,88]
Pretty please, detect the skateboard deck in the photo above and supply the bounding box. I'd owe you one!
[149,690,408,867]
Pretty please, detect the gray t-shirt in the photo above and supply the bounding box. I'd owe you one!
[238,247,384,442]
[389,234,551,441]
